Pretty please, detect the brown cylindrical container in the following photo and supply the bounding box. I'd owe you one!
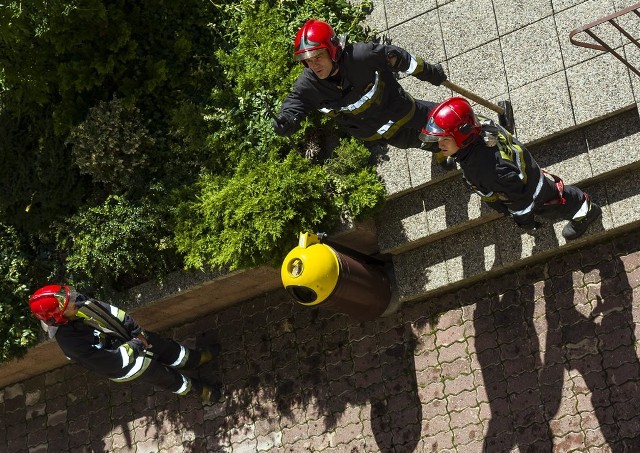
[281,233,391,321]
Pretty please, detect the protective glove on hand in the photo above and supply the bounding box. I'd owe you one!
[136,332,151,349]
[428,63,447,86]
[127,338,147,355]
[273,113,300,136]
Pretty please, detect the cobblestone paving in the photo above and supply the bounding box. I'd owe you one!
[2,229,640,452]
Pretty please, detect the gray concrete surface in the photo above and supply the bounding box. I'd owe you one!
[375,0,640,195]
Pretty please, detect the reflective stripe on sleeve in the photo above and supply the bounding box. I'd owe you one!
[401,55,421,76]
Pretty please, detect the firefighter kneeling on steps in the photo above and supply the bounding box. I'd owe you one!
[419,97,601,240]
[29,284,223,403]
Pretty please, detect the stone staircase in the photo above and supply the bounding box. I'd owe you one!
[358,0,640,308]
[375,105,640,307]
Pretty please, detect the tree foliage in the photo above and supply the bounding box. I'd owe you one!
[67,97,155,193]
[0,0,384,361]
[175,154,333,270]
[0,224,39,361]
[56,194,179,291]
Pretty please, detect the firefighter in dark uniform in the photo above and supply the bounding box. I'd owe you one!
[28,284,223,403]
[418,97,601,240]
[273,19,454,169]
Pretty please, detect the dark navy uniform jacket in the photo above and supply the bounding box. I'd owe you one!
[55,296,146,380]
[454,120,545,226]
[279,42,444,142]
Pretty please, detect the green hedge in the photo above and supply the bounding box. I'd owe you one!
[0,0,384,361]
[0,224,38,361]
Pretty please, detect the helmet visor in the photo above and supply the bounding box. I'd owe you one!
[53,286,69,310]
[419,117,447,142]
[294,48,327,62]
[48,286,76,325]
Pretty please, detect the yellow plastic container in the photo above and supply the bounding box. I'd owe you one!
[281,232,391,321]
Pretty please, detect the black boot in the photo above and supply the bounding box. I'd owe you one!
[200,383,225,404]
[197,344,220,367]
[193,379,225,404]
[562,203,601,240]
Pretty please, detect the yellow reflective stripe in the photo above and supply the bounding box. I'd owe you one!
[75,311,93,321]
[402,55,422,76]
[110,305,126,322]
[513,143,527,183]
[110,355,152,382]
[119,343,134,367]
[376,119,395,136]
[572,200,590,219]
[362,96,417,141]
[498,134,527,184]
[318,72,382,116]
[176,375,191,395]
[474,187,494,198]
[342,72,381,114]
[509,171,544,216]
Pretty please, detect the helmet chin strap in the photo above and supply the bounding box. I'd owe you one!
[40,320,59,338]
[330,59,340,77]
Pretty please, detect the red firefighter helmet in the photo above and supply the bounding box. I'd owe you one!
[294,19,342,65]
[29,284,76,326]
[419,97,481,148]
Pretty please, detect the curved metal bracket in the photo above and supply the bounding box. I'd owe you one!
[569,2,640,77]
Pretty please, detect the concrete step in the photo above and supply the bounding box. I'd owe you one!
[376,106,640,304]
[392,168,640,303]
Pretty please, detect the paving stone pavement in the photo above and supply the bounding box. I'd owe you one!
[1,228,639,452]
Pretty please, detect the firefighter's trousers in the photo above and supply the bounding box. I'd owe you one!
[134,331,203,395]
[535,173,589,221]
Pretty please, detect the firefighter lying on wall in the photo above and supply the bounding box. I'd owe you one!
[28,284,223,403]
[418,97,601,240]
[273,19,455,170]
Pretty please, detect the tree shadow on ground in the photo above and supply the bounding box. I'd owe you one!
[540,241,640,452]
[473,231,640,452]
[5,230,640,452]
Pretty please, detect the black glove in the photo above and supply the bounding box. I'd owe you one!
[273,113,300,136]
[428,63,447,86]
[419,140,439,153]
[516,220,542,231]
[127,338,146,355]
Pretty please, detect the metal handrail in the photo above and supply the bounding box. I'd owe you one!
[569,2,640,77]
